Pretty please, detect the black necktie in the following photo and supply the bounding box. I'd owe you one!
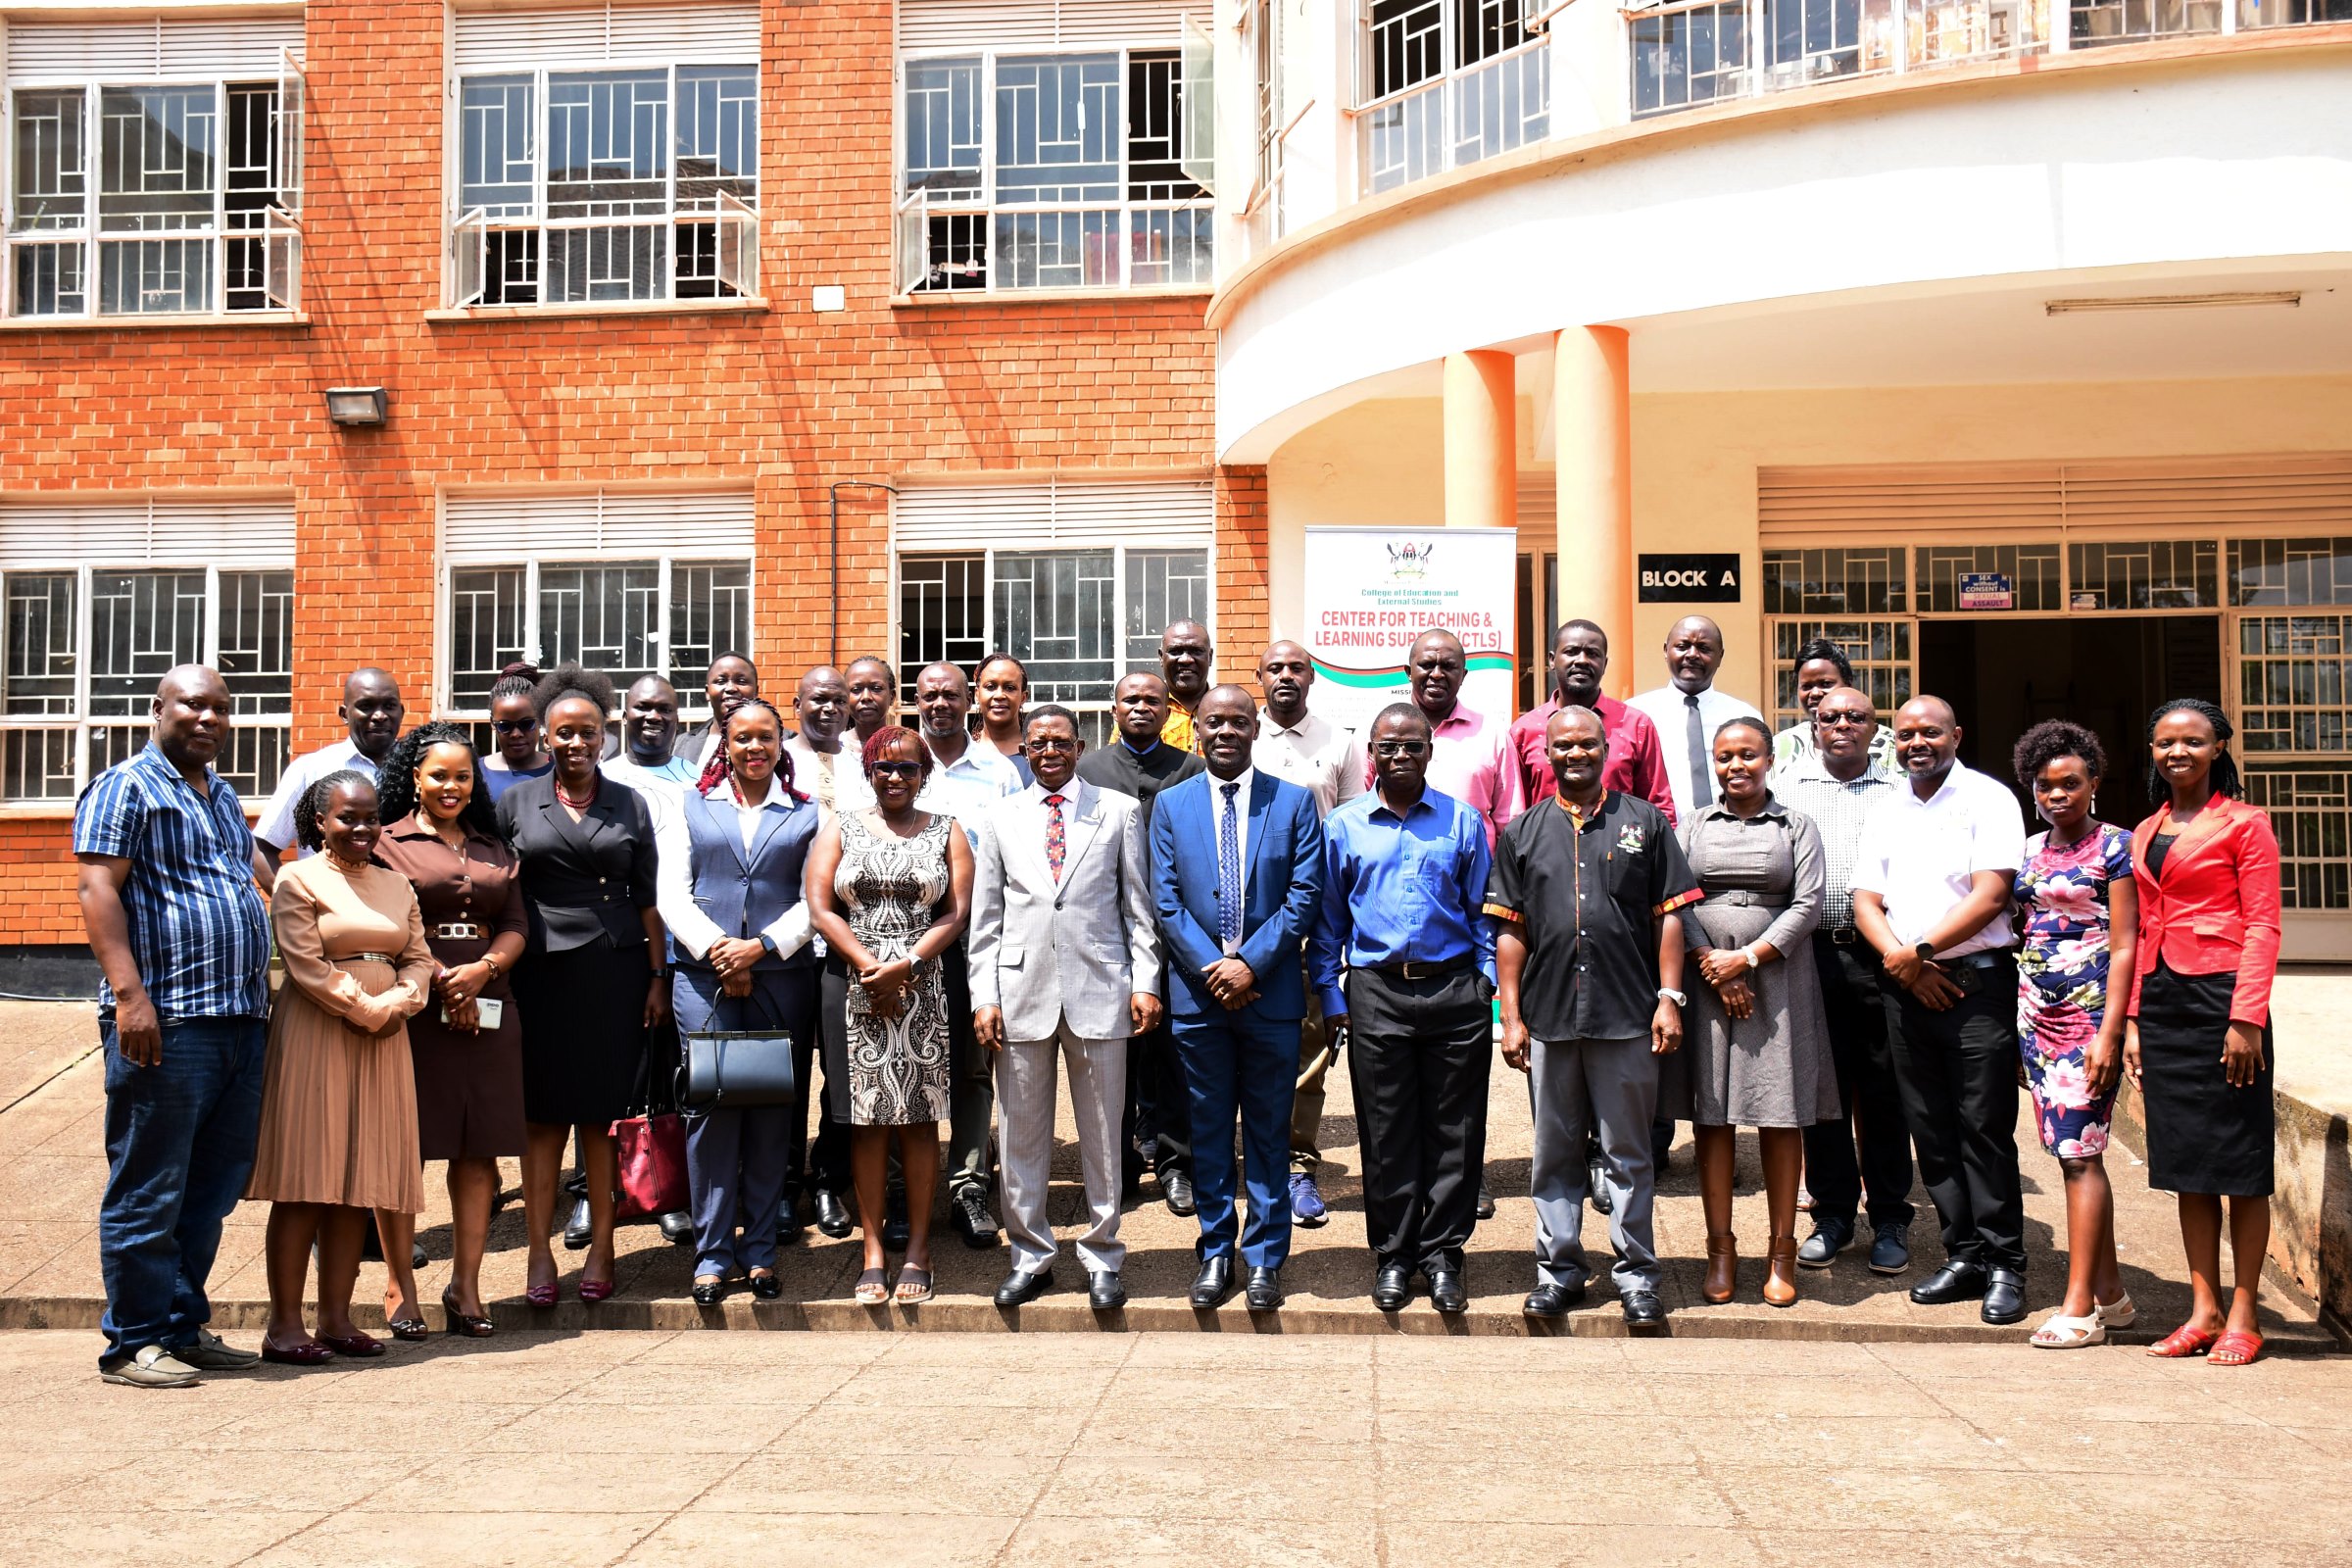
[1685,693,1713,808]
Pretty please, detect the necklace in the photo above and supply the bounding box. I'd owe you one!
[554,774,598,809]
[327,851,372,874]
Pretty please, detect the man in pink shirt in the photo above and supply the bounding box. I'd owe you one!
[1507,619,1677,825]
[1367,629,1521,847]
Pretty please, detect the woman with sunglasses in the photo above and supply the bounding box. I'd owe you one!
[479,662,554,804]
[805,724,974,1305]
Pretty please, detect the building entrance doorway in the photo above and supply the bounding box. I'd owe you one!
[1917,615,2223,820]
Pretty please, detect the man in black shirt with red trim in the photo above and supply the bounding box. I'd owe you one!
[1487,706,1699,1329]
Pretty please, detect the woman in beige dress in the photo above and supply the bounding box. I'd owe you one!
[246,771,436,1366]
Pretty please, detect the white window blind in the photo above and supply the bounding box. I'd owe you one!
[453,2,760,72]
[442,490,756,564]
[0,499,295,565]
[894,478,1212,551]
[3,16,304,83]
[899,0,1203,52]
[1759,458,2352,542]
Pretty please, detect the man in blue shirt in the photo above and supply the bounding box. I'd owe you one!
[1312,704,1496,1315]
[74,665,272,1388]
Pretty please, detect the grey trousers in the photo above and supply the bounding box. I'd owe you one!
[1529,1035,1662,1295]
[996,1022,1129,1277]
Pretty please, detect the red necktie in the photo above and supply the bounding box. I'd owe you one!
[1045,793,1066,882]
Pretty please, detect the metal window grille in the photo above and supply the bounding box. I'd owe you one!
[442,557,750,717]
[2244,763,2352,909]
[2230,536,2352,607]
[1767,615,1914,731]
[6,74,296,318]
[1914,543,2062,612]
[2066,539,2219,612]
[899,47,1211,295]
[1761,546,1908,614]
[1356,0,1548,194]
[452,63,758,307]
[2074,0,2226,44]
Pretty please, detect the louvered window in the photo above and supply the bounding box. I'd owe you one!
[894,481,1212,743]
[449,4,760,308]
[3,18,303,318]
[0,501,295,803]
[441,491,755,713]
[898,1,1211,294]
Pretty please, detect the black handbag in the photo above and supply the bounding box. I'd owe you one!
[676,1027,799,1108]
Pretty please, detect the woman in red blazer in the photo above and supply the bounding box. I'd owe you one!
[2125,699,2280,1366]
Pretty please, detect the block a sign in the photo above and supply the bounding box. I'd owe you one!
[1637,554,1741,603]
[1301,527,1517,733]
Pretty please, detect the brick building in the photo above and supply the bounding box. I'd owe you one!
[0,0,1252,950]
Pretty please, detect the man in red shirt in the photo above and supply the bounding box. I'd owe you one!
[1508,620,1676,824]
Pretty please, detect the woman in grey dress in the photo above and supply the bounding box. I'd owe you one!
[1675,715,1836,1309]
[806,725,973,1308]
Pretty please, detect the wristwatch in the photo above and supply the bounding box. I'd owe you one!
[760,933,779,956]
[1656,986,1687,1007]
[1913,940,1936,962]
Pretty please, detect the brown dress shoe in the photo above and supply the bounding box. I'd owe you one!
[1702,1236,1738,1304]
[1763,1237,1799,1308]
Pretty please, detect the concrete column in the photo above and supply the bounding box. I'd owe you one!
[1443,350,1516,534]
[1553,325,1634,698]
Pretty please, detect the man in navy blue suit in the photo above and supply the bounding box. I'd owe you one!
[1151,684,1324,1311]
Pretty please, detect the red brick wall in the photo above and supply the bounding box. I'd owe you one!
[0,1,1247,942]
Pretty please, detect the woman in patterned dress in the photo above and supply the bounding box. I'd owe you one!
[806,724,973,1306]
[2011,720,2138,1348]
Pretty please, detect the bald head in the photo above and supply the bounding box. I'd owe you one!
[620,675,681,763]
[1195,683,1259,779]
[1407,629,1467,721]
[339,666,406,761]
[1663,615,1726,696]
[796,664,850,747]
[153,664,232,774]
[1544,704,1607,802]
[1890,695,1962,791]
[1259,640,1315,724]
[1158,619,1212,705]
[1811,685,1879,779]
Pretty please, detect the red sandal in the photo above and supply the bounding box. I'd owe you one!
[2209,1329,2264,1366]
[2147,1323,2220,1358]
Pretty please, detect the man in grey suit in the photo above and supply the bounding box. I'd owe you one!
[971,705,1164,1311]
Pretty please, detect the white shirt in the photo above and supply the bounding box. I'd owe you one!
[784,738,876,822]
[602,751,698,830]
[1253,710,1365,820]
[1849,760,2028,957]
[1627,682,1764,823]
[256,739,376,855]
[1205,765,1254,952]
[653,776,814,963]
[914,736,1022,847]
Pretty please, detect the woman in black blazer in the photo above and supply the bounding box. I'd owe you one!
[495,664,669,1304]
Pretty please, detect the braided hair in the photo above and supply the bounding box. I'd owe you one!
[2143,697,2239,808]
[695,694,804,803]
[295,768,378,854]
[375,721,502,840]
[488,661,541,707]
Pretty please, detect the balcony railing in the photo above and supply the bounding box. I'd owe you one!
[1358,37,1551,197]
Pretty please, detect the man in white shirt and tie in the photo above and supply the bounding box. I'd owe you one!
[970,706,1162,1311]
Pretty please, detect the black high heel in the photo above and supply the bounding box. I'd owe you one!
[439,1287,495,1339]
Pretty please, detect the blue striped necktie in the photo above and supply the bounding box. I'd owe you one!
[1216,781,1243,951]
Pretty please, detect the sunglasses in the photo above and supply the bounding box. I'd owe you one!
[869,760,924,780]
[1817,712,1873,728]
[492,717,538,734]
[1372,740,1430,758]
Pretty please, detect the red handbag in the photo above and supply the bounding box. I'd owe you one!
[611,1110,688,1220]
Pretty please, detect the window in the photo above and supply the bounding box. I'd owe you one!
[4,20,303,318]
[1914,542,2061,612]
[440,491,755,715]
[0,503,294,803]
[1355,0,1549,194]
[2074,0,2226,44]
[450,5,759,308]
[899,48,1211,293]
[893,481,1214,743]
[2068,539,2218,611]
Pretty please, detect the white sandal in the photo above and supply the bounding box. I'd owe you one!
[2094,1293,2136,1329]
[2030,1310,2106,1348]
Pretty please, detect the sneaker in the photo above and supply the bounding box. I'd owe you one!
[100,1345,199,1389]
[1288,1171,1328,1227]
[1797,1216,1853,1270]
[1869,1223,1912,1275]
[171,1329,260,1371]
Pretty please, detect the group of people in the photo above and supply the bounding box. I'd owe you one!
[78,610,2283,1388]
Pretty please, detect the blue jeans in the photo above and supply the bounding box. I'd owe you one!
[98,1014,268,1368]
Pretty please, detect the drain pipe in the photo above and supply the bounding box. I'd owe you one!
[827,480,899,668]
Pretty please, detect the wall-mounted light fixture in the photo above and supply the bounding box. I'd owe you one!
[323,386,390,425]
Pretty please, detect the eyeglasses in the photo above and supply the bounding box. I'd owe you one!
[869,760,924,780]
[1026,737,1080,753]
[1817,712,1873,728]
[491,718,538,734]
[1372,740,1430,758]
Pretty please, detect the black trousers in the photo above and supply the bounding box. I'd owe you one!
[1128,1020,1192,1176]
[1803,935,1916,1230]
[791,954,854,1198]
[1884,955,2026,1273]
[1347,966,1493,1273]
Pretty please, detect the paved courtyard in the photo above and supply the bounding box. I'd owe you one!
[4,1327,2349,1567]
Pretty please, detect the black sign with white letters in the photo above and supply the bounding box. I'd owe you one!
[1637,554,1742,603]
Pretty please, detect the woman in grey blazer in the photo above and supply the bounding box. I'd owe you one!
[655,698,823,1306]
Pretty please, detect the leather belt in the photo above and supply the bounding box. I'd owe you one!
[432,921,488,941]
[1370,956,1473,982]
[341,952,397,965]
[1708,891,1789,910]
[1824,927,1862,946]
[1939,950,2013,972]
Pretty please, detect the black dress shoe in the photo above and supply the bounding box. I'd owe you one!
[1588,1160,1614,1217]
[749,1272,784,1300]
[1909,1258,1989,1305]
[776,1195,803,1245]
[691,1278,727,1307]
[564,1170,588,1200]
[1372,1262,1412,1311]
[1981,1268,2027,1325]
[658,1210,695,1247]
[813,1189,854,1239]
[1162,1167,1196,1217]
[951,1188,1001,1250]
[1474,1184,1496,1221]
[564,1196,592,1251]
[1797,1216,1853,1269]
[1190,1254,1236,1308]
[882,1186,910,1250]
[1621,1289,1666,1328]
[1425,1268,1469,1315]
[1523,1280,1586,1318]
[410,1241,427,1270]
[994,1268,1054,1307]
[1245,1266,1283,1311]
[1088,1271,1126,1310]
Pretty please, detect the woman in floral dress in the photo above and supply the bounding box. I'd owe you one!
[2011,720,2138,1348]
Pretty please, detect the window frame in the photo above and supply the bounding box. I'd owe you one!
[894,42,1214,297]
[1351,0,1551,195]
[3,60,302,321]
[0,558,294,810]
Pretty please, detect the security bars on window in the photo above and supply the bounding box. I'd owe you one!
[898,48,1211,294]
[444,557,751,714]
[1354,0,1549,197]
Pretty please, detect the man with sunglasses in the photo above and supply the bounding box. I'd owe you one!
[1311,704,1495,1314]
